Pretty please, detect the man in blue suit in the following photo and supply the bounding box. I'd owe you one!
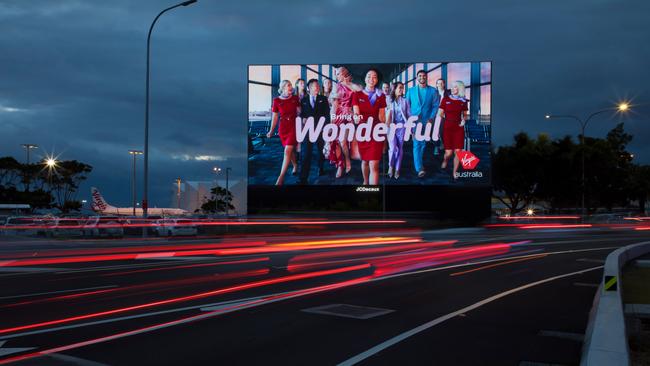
[406,69,441,177]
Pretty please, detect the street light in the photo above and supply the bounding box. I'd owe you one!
[20,144,38,164]
[143,0,197,223]
[545,102,631,216]
[128,150,143,216]
[43,156,58,191]
[45,158,57,168]
[20,144,38,191]
[175,178,182,209]
[213,166,232,216]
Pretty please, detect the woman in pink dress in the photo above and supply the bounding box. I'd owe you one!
[267,80,300,185]
[328,66,362,178]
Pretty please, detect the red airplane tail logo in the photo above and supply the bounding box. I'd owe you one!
[456,150,480,170]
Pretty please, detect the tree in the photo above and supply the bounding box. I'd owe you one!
[0,157,21,188]
[48,160,93,213]
[627,164,650,214]
[492,132,550,214]
[199,185,234,214]
[494,123,640,214]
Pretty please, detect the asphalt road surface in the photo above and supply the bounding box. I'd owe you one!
[0,222,647,365]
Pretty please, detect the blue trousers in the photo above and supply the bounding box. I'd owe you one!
[413,130,426,172]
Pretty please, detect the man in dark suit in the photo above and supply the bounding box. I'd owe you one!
[433,78,451,156]
[299,79,330,184]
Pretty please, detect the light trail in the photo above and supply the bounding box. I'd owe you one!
[0,263,370,336]
[448,254,548,276]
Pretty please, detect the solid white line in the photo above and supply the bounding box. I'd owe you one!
[0,291,299,341]
[0,286,118,301]
[337,266,603,366]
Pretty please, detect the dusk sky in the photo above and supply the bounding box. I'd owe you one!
[1,0,649,207]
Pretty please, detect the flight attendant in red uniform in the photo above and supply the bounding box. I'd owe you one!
[352,69,386,185]
[267,80,300,185]
[438,80,469,181]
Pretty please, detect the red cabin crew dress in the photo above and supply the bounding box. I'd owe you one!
[352,90,386,161]
[439,95,468,150]
[271,95,300,146]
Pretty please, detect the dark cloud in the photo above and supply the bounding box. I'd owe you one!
[1,0,648,207]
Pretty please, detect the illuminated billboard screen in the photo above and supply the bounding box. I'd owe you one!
[248,62,491,186]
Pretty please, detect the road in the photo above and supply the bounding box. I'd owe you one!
[0,222,647,365]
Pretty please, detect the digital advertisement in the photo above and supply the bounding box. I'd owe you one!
[248,62,491,186]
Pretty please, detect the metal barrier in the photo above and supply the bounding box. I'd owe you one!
[581,240,650,366]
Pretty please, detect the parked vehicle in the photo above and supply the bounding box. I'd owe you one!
[83,216,124,238]
[46,218,84,238]
[154,218,198,237]
[3,216,39,236]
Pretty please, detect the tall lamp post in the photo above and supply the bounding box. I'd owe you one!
[545,102,630,216]
[128,150,143,216]
[175,178,182,209]
[213,167,232,216]
[20,144,38,191]
[143,0,197,223]
[20,144,38,164]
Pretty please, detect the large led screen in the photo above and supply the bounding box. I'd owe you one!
[248,62,491,186]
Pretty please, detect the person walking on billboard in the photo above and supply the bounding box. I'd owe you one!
[406,69,440,178]
[299,79,330,184]
[432,78,450,156]
[438,80,469,182]
[294,78,307,100]
[352,69,387,185]
[386,81,409,179]
[329,66,361,178]
[322,78,333,99]
[382,81,392,123]
[267,80,300,185]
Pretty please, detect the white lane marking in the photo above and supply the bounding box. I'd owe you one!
[0,246,618,341]
[0,340,35,357]
[0,286,118,301]
[0,280,373,362]
[200,299,258,312]
[514,237,637,246]
[0,291,299,341]
[47,353,110,366]
[572,282,599,288]
[337,266,603,366]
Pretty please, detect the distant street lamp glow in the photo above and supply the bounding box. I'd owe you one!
[618,102,629,112]
[526,208,534,216]
[45,158,57,168]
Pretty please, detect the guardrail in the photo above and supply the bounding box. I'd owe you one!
[581,240,650,366]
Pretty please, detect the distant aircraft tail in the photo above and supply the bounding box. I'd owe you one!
[91,187,113,212]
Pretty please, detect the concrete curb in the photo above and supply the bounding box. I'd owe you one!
[580,240,650,366]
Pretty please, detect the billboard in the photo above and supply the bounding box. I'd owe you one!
[248,62,491,186]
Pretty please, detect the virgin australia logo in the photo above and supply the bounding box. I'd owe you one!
[456,150,480,170]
